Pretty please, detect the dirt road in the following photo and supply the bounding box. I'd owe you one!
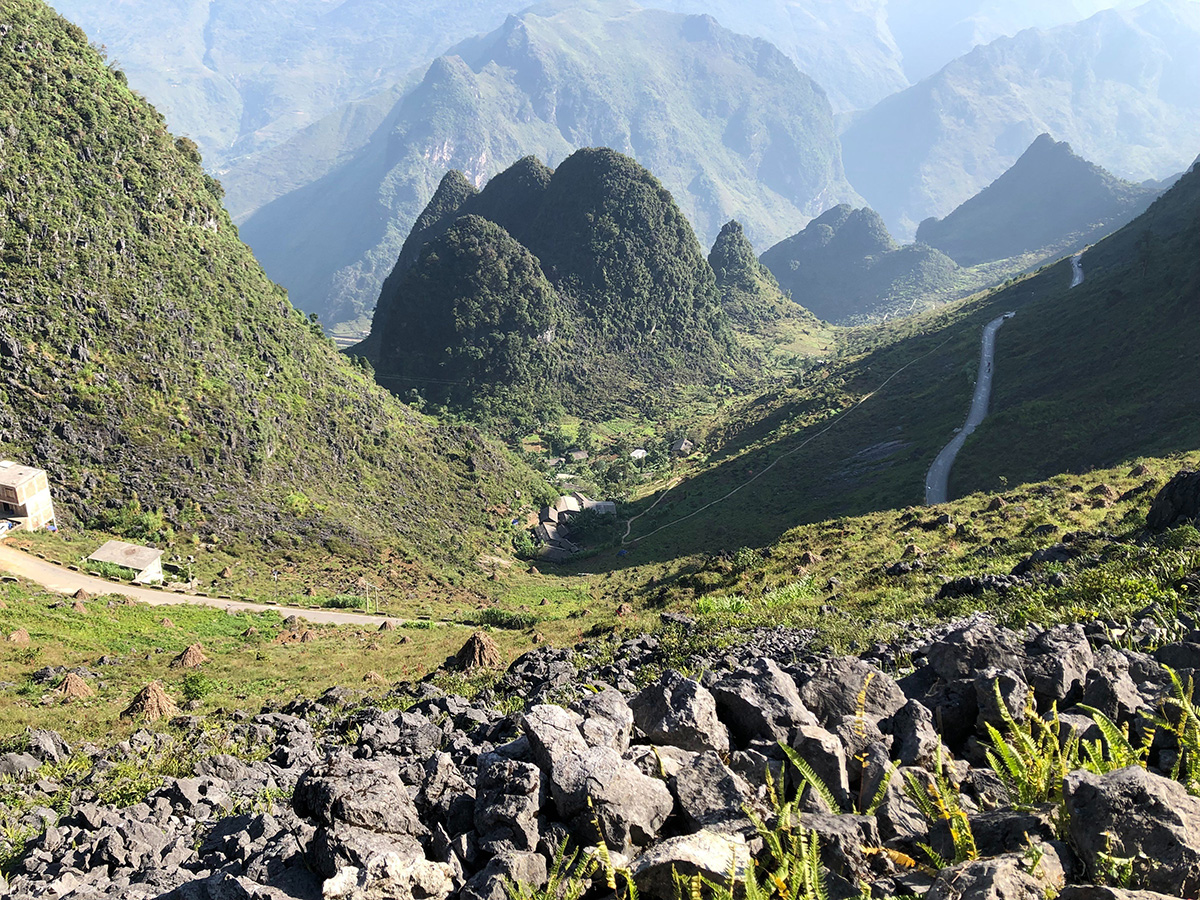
[0,543,403,627]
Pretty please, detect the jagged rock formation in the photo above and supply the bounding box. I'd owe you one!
[7,596,1200,899]
[916,135,1163,266]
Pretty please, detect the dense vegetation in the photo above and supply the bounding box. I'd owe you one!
[916,134,1162,266]
[240,1,856,328]
[375,215,563,422]
[708,220,804,329]
[368,149,745,426]
[759,205,962,323]
[0,0,547,570]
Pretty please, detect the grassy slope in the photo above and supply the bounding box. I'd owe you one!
[0,0,548,580]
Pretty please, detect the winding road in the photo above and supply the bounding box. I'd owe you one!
[924,314,1012,505]
[0,544,403,627]
[1071,253,1084,288]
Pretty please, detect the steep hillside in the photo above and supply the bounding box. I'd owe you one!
[240,0,858,329]
[951,160,1200,495]
[760,205,961,322]
[605,160,1199,558]
[709,221,804,329]
[916,134,1164,266]
[366,150,740,424]
[0,0,545,566]
[843,0,1200,237]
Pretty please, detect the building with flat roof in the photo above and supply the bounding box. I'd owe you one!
[0,461,56,532]
[87,540,164,584]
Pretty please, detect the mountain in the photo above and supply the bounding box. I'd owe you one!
[0,0,545,564]
[708,221,810,329]
[759,205,961,322]
[886,0,1132,81]
[239,0,859,330]
[364,149,740,424]
[44,0,526,173]
[950,154,1200,494]
[915,134,1164,267]
[842,0,1200,238]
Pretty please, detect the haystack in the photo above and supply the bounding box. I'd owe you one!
[456,632,502,670]
[242,627,259,638]
[160,617,176,629]
[363,671,386,684]
[72,601,88,614]
[8,628,30,645]
[73,588,91,601]
[378,620,397,632]
[55,672,95,701]
[170,643,209,669]
[299,629,317,643]
[122,681,179,722]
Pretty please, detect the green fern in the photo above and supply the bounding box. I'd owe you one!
[1148,667,1200,795]
[903,749,977,867]
[503,837,596,900]
[1077,705,1149,773]
[780,742,845,813]
[982,680,1080,808]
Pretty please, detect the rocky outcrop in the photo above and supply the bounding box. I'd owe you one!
[1146,470,1200,530]
[7,596,1200,900]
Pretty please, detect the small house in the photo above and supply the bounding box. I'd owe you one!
[87,540,164,584]
[554,494,583,515]
[578,495,617,516]
[0,461,56,532]
[670,438,694,456]
[630,449,648,461]
[567,449,589,463]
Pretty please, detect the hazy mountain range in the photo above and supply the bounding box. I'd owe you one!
[238,1,859,328]
[842,0,1200,237]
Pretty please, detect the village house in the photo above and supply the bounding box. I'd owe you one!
[0,461,57,532]
[671,437,694,456]
[87,540,164,584]
[534,491,617,561]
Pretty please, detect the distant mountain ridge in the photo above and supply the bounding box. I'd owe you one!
[238,0,859,328]
[916,134,1164,266]
[363,149,742,424]
[760,205,961,323]
[842,0,1200,238]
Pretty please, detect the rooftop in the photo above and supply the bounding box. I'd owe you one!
[0,462,43,488]
[87,540,163,572]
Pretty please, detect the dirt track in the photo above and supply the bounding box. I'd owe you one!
[0,543,406,627]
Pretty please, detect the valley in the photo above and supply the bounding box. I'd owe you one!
[3,1,1200,898]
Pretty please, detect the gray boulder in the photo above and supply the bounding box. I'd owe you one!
[672,751,754,833]
[474,756,544,855]
[974,668,1029,731]
[1145,470,1200,530]
[710,658,817,745]
[796,657,906,729]
[789,725,851,812]
[630,831,751,900]
[575,688,634,753]
[1065,767,1200,897]
[521,705,587,772]
[630,671,729,754]
[928,622,1024,682]
[549,746,673,853]
[1058,887,1186,899]
[322,851,455,900]
[926,854,1049,900]
[1023,624,1094,707]
[294,757,424,839]
[888,700,940,768]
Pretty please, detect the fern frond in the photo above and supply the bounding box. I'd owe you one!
[780,743,843,813]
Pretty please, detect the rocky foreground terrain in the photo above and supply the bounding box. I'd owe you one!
[5,476,1200,900]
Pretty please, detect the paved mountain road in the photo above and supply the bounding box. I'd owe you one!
[925,314,1012,505]
[0,543,405,627]
[1071,253,1084,288]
